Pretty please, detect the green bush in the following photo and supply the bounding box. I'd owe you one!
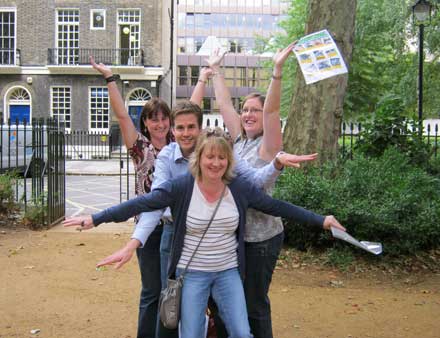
[355,94,432,168]
[22,196,47,230]
[274,148,440,256]
[0,172,17,215]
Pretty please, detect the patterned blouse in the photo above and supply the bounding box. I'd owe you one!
[128,133,160,196]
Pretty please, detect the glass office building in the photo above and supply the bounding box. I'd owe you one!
[176,0,289,114]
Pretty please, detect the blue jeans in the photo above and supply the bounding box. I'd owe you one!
[244,232,284,338]
[136,224,163,338]
[177,267,253,338]
[156,222,178,338]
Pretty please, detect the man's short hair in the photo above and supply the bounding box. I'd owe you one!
[171,100,203,128]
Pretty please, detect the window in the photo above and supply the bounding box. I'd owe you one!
[51,87,72,130]
[0,8,16,65]
[178,66,188,85]
[117,9,141,65]
[202,98,211,115]
[195,37,203,52]
[56,9,79,65]
[90,9,105,30]
[186,13,195,30]
[190,66,199,86]
[178,38,186,53]
[89,87,109,131]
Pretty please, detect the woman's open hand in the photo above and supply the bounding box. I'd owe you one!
[62,215,94,232]
[205,48,227,71]
[275,152,318,169]
[90,55,112,78]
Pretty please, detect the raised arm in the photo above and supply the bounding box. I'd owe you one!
[190,67,212,106]
[207,50,242,139]
[260,41,297,161]
[90,56,138,148]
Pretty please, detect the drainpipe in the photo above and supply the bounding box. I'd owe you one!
[169,0,175,107]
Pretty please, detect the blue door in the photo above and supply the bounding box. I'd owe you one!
[9,105,30,124]
[128,106,143,131]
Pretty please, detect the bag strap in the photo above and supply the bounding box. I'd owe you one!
[181,185,227,277]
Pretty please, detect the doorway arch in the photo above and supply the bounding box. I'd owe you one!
[4,86,32,124]
[127,88,152,130]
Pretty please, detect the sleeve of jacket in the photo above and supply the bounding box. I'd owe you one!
[233,151,282,190]
[92,180,175,226]
[245,183,325,229]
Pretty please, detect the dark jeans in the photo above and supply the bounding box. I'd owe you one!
[244,232,284,338]
[136,224,163,338]
[156,222,178,338]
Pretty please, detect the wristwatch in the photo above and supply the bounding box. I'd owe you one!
[105,74,120,83]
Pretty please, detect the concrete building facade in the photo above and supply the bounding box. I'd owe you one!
[0,0,172,131]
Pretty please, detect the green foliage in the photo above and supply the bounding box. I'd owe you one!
[22,196,47,230]
[267,0,440,119]
[274,148,440,256]
[354,94,432,167]
[0,172,18,215]
[324,247,354,271]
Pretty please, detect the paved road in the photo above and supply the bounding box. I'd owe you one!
[66,175,124,217]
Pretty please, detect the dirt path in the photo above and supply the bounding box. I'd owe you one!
[1,228,439,338]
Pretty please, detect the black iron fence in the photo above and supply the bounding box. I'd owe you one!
[340,121,440,159]
[1,118,65,226]
[203,115,440,159]
[65,130,113,160]
[47,48,145,66]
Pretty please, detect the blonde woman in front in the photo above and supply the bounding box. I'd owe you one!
[63,128,345,338]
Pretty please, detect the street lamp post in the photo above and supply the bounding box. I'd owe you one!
[412,0,432,136]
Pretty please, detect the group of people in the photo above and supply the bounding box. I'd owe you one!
[63,43,346,338]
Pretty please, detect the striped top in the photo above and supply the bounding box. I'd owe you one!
[177,183,239,272]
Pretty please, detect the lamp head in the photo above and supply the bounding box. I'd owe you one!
[412,0,433,24]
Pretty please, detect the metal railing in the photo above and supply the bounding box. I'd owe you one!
[65,130,113,160]
[1,118,65,226]
[340,121,440,159]
[47,48,145,66]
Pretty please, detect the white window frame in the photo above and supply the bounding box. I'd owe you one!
[90,9,106,30]
[50,86,72,131]
[0,7,17,66]
[88,86,110,132]
[55,8,80,65]
[116,8,141,65]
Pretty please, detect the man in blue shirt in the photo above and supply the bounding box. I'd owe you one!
[89,101,312,338]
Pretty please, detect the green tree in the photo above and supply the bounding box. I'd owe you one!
[282,0,357,161]
[269,0,440,120]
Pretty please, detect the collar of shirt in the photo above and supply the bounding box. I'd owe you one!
[172,142,189,163]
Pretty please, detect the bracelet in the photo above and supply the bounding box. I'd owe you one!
[105,74,120,83]
[272,74,282,80]
[198,79,207,84]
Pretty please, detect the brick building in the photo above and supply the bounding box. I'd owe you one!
[0,1,172,131]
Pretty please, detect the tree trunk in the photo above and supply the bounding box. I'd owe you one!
[283,0,357,162]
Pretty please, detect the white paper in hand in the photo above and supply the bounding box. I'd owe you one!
[331,227,382,255]
[293,29,348,84]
